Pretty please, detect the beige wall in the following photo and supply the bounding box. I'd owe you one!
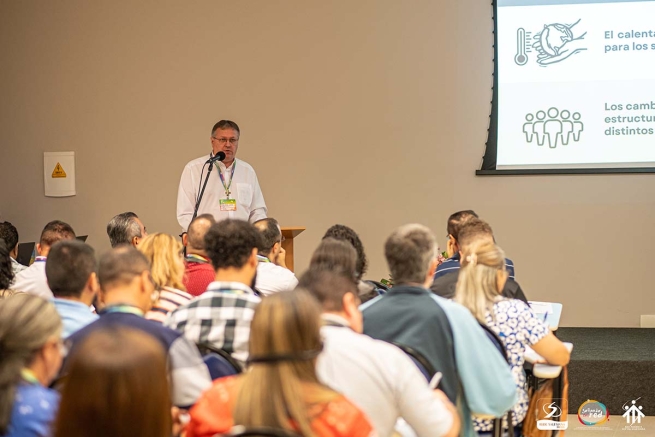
[1,0,652,327]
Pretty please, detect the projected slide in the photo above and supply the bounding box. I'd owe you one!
[496,0,655,170]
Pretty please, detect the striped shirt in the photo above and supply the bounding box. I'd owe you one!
[434,254,515,280]
[146,286,193,323]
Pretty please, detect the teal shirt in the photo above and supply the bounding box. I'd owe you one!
[52,298,98,339]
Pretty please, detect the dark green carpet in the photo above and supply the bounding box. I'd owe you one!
[556,328,655,415]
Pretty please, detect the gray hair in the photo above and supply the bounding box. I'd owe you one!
[106,212,142,248]
[384,224,437,285]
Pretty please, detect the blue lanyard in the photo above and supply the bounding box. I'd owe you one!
[102,304,144,317]
[214,160,236,198]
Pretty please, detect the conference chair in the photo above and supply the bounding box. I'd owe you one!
[197,342,242,380]
[392,342,435,382]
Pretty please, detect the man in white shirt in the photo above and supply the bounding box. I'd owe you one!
[13,220,76,299]
[253,218,298,296]
[177,120,267,230]
[300,269,460,437]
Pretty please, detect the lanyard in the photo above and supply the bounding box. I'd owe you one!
[257,255,271,263]
[34,256,47,263]
[215,160,236,198]
[186,254,210,264]
[21,368,40,385]
[207,287,251,296]
[102,304,144,317]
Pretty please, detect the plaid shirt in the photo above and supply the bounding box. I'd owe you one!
[164,281,260,366]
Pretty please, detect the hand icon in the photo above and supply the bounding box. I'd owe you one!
[536,37,587,65]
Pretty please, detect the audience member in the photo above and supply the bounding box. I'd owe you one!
[46,241,99,338]
[300,269,460,437]
[0,222,26,276]
[435,211,515,280]
[432,219,526,302]
[182,214,216,297]
[186,290,374,437]
[253,218,298,295]
[54,327,183,437]
[137,233,193,323]
[106,212,147,248]
[0,294,63,437]
[455,242,570,433]
[308,237,359,287]
[323,224,381,302]
[65,246,211,408]
[165,219,261,367]
[13,221,76,298]
[362,224,516,437]
[0,240,16,296]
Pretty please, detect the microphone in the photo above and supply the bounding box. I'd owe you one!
[206,151,226,164]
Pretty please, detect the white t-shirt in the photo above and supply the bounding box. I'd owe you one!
[255,261,298,296]
[317,315,454,437]
[12,258,52,299]
[177,157,267,230]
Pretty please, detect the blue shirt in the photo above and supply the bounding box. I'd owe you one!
[434,253,515,280]
[52,298,98,339]
[6,383,59,437]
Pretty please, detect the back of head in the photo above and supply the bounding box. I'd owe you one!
[0,240,14,291]
[106,212,141,248]
[98,246,150,292]
[204,219,261,270]
[46,240,96,299]
[323,224,368,280]
[0,294,62,434]
[253,218,281,256]
[447,210,479,242]
[0,222,19,251]
[299,269,358,312]
[137,233,184,291]
[233,290,330,437]
[54,327,170,437]
[186,214,216,252]
[456,218,494,252]
[385,224,436,285]
[454,242,506,323]
[40,220,76,249]
[309,238,358,282]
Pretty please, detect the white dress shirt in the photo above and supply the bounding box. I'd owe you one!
[317,314,454,437]
[255,260,298,296]
[177,156,267,230]
[12,258,52,299]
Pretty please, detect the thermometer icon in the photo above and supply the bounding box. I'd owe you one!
[515,27,528,66]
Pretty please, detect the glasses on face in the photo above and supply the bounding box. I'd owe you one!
[212,136,239,145]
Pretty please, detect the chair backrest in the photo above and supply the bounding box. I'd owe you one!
[478,323,508,362]
[392,342,436,382]
[222,425,301,437]
[197,342,242,379]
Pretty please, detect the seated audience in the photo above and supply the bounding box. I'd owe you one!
[182,214,216,297]
[106,212,147,248]
[323,224,380,301]
[432,219,527,302]
[137,233,193,323]
[309,237,359,283]
[165,219,261,367]
[0,222,26,276]
[46,241,99,338]
[253,218,298,295]
[362,224,516,437]
[0,240,16,296]
[66,246,211,408]
[54,327,183,437]
[301,269,460,437]
[455,242,571,433]
[13,221,76,298]
[435,210,515,280]
[186,290,374,437]
[0,294,63,437]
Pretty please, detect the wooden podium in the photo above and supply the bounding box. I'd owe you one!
[281,227,306,272]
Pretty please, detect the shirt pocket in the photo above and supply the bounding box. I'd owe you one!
[237,183,253,206]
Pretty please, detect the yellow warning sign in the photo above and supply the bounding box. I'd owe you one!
[52,162,67,178]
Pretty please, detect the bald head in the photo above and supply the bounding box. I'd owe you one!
[186,214,216,254]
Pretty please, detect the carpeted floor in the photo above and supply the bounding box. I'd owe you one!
[556,328,655,416]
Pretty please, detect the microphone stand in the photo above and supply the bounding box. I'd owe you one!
[192,160,214,223]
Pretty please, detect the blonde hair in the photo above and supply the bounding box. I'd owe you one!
[0,294,62,434]
[455,242,506,324]
[137,233,185,291]
[233,290,337,437]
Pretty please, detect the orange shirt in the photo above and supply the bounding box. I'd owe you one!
[187,376,374,437]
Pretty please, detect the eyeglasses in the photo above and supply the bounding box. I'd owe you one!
[212,136,239,145]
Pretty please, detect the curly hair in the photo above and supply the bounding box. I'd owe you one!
[204,220,262,270]
[322,224,368,279]
[0,240,15,291]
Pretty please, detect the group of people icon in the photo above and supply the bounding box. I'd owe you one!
[523,108,584,148]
